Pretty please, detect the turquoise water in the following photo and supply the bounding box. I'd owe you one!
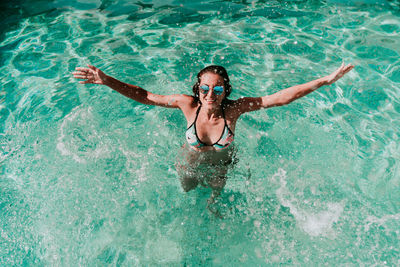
[1,0,400,265]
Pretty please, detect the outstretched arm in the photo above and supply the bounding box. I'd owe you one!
[232,63,354,114]
[73,64,187,108]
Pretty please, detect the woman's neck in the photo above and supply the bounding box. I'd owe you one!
[199,103,223,120]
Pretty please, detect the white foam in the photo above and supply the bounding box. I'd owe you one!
[145,239,181,263]
[302,203,344,237]
[57,106,111,163]
[365,213,400,231]
[381,19,400,25]
[57,106,88,163]
[275,168,344,237]
[118,145,148,182]
[56,141,85,163]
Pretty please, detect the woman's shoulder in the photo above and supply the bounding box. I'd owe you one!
[223,99,236,106]
[174,94,199,109]
[177,94,197,104]
[222,99,238,111]
[222,99,242,119]
[178,94,195,100]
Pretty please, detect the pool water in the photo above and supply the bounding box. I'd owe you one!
[1,0,399,265]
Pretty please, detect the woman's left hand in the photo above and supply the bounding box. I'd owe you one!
[73,64,108,85]
[324,62,354,85]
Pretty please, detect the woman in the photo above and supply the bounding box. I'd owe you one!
[73,63,353,204]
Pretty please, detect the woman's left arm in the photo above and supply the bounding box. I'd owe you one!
[232,63,354,114]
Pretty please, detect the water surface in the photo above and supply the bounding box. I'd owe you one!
[1,0,399,265]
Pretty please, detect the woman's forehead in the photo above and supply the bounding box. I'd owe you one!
[200,72,224,84]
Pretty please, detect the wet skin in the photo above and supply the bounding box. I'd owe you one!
[177,72,237,195]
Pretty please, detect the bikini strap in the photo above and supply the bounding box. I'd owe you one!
[194,104,201,123]
[186,104,202,130]
[221,104,228,125]
[221,104,234,135]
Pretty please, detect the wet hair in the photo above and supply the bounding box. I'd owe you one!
[192,65,232,102]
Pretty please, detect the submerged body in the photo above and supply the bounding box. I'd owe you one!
[176,143,236,191]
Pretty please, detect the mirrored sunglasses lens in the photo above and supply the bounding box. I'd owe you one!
[200,85,209,94]
[214,86,224,95]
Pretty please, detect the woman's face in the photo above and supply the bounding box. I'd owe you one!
[198,72,225,109]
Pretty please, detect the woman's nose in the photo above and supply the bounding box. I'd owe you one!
[207,87,216,96]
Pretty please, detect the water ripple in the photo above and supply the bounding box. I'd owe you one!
[1,1,399,265]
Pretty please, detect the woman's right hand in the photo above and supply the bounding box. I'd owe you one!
[73,64,107,85]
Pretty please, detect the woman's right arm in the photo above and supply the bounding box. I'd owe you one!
[73,64,188,108]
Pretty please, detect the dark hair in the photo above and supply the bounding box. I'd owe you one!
[192,65,232,102]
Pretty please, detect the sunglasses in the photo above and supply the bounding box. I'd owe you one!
[199,85,224,95]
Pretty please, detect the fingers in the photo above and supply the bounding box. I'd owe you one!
[344,63,353,69]
[73,75,86,79]
[75,67,89,72]
[87,64,97,71]
[72,71,90,79]
[73,68,91,78]
[343,63,354,69]
[326,62,354,85]
[73,66,93,81]
[74,65,97,74]
[342,63,354,74]
[72,70,86,75]
[337,62,354,75]
[343,66,354,75]
[338,62,353,69]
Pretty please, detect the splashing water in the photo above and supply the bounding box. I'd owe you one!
[1,0,399,265]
